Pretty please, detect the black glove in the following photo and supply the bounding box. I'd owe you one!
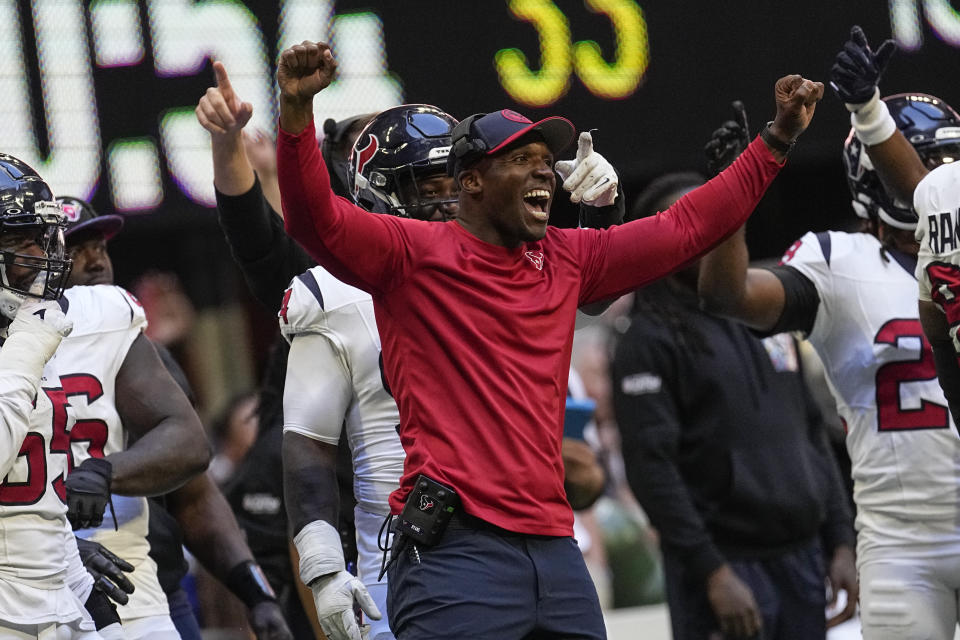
[65,457,113,530]
[830,25,897,104]
[76,537,135,606]
[704,101,749,176]
[249,601,294,640]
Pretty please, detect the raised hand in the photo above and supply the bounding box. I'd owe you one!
[830,25,897,106]
[277,41,337,103]
[769,74,825,146]
[195,61,253,137]
[554,131,619,207]
[705,100,749,176]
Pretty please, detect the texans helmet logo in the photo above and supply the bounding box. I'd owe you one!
[352,134,380,193]
[62,203,81,222]
[418,495,435,513]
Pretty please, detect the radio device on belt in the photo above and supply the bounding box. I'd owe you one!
[397,475,460,546]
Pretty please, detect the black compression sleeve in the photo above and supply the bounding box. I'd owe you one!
[766,265,820,336]
[929,339,960,433]
[216,178,315,311]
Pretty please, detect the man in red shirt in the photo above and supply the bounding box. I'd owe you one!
[275,40,823,639]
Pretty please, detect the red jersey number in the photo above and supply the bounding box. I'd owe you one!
[0,374,108,505]
[874,319,950,431]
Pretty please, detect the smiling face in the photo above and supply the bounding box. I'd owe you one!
[457,137,556,248]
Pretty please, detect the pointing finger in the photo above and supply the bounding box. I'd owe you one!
[575,131,594,163]
[213,61,234,103]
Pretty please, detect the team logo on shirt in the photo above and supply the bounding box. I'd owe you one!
[524,251,544,271]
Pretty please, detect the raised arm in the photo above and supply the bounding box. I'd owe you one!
[197,61,313,310]
[830,25,928,203]
[577,75,823,307]
[276,41,416,295]
[0,300,71,477]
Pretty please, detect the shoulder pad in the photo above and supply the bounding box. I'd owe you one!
[63,285,147,338]
[278,266,368,340]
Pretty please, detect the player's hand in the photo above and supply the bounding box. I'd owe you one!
[830,25,897,107]
[65,457,113,530]
[278,41,337,103]
[248,601,294,640]
[768,75,824,146]
[706,564,763,638]
[6,298,73,359]
[705,101,750,176]
[242,128,278,175]
[554,132,619,207]
[562,438,605,510]
[826,544,858,628]
[310,570,382,640]
[76,537,135,606]
[195,61,253,137]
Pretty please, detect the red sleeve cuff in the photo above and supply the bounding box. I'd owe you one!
[277,119,317,146]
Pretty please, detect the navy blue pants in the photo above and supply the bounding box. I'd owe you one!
[387,518,606,640]
[664,540,826,640]
[168,588,203,640]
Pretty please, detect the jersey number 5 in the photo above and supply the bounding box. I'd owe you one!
[0,373,109,505]
[875,319,950,431]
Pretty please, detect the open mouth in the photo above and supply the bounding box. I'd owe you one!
[522,188,551,221]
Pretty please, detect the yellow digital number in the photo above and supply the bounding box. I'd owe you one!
[494,0,572,107]
[573,0,648,99]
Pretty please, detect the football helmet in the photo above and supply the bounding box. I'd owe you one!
[844,93,960,229]
[0,154,71,319]
[348,104,459,220]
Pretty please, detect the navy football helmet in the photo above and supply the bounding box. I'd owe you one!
[348,104,459,220]
[0,154,71,318]
[844,93,960,229]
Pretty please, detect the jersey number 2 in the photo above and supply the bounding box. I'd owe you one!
[875,319,950,431]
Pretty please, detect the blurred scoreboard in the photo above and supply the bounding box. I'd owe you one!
[2,0,959,218]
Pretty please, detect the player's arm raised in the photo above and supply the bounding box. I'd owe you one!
[697,103,788,332]
[830,26,928,203]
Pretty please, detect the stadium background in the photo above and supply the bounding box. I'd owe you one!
[2,0,958,471]
[2,1,960,635]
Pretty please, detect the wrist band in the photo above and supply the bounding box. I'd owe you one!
[226,560,276,608]
[761,121,795,154]
[850,91,896,146]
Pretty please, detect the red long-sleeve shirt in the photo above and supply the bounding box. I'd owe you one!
[278,120,782,536]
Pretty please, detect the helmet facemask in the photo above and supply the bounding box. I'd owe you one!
[0,201,72,319]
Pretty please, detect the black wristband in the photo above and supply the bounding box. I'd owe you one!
[761,121,796,154]
[226,560,276,608]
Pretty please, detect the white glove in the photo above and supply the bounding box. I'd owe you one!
[554,131,619,208]
[294,520,381,640]
[310,570,382,640]
[1,298,72,377]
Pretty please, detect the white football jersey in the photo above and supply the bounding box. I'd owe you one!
[782,230,960,545]
[914,162,960,347]
[0,287,147,627]
[280,266,405,516]
[56,285,171,620]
